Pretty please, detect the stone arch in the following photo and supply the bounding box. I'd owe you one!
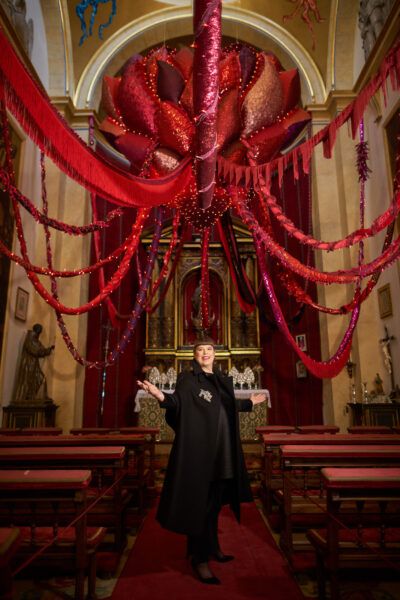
[74,5,326,110]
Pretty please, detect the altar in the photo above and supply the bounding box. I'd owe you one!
[134,389,271,441]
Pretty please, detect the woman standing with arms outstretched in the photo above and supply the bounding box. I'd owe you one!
[137,339,266,585]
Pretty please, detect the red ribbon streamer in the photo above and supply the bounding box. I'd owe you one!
[256,242,359,378]
[201,227,211,329]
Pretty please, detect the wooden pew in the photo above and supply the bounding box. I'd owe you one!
[0,429,22,436]
[296,425,339,434]
[0,528,21,600]
[307,468,400,600]
[348,425,393,434]
[0,469,106,600]
[0,446,127,550]
[0,434,151,512]
[0,428,63,436]
[279,444,400,564]
[70,427,159,486]
[256,426,296,435]
[21,427,63,435]
[260,433,400,515]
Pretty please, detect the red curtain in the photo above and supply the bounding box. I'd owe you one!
[258,167,323,425]
[82,201,147,427]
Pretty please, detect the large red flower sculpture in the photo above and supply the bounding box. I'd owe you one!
[99,43,310,228]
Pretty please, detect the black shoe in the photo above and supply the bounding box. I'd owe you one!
[211,551,234,563]
[191,559,221,585]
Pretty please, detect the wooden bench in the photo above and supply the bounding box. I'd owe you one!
[348,425,393,434]
[296,425,340,434]
[260,433,400,515]
[0,469,106,600]
[0,427,63,436]
[0,434,151,513]
[279,444,400,564]
[307,468,400,600]
[0,446,127,550]
[0,527,21,600]
[256,426,297,435]
[70,427,159,486]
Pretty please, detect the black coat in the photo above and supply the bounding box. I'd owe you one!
[156,360,253,535]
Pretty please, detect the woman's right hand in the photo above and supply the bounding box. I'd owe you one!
[137,380,165,402]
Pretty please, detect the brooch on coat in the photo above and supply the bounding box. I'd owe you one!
[199,389,212,402]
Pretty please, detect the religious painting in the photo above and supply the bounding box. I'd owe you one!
[295,333,307,352]
[377,284,393,319]
[296,360,308,378]
[15,287,29,322]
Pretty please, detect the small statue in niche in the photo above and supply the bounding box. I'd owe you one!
[374,372,385,396]
[12,323,54,405]
[1,1,34,57]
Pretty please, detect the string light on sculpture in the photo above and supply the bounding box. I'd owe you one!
[0,0,399,377]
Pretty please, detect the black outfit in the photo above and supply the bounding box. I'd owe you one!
[157,360,253,561]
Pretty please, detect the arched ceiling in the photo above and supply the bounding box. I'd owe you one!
[63,0,335,108]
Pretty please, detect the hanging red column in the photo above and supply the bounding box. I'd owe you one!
[193,0,221,210]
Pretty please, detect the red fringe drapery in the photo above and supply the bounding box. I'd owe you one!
[0,27,192,207]
[217,38,400,191]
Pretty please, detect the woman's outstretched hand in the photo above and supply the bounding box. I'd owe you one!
[137,380,165,402]
[250,392,267,406]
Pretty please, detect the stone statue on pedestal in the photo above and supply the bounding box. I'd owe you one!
[12,323,54,405]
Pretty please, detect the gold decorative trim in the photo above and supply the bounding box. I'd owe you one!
[59,0,75,97]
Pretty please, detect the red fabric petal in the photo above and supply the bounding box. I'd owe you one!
[173,46,194,80]
[157,60,185,104]
[114,132,156,174]
[153,147,181,175]
[244,122,287,164]
[264,52,283,72]
[219,52,241,93]
[146,47,169,90]
[241,54,284,137]
[282,107,311,144]
[157,101,195,155]
[101,76,121,121]
[222,140,247,164]
[117,59,158,137]
[98,117,126,138]
[279,69,301,113]
[240,51,264,100]
[217,89,241,150]
[239,45,257,91]
[180,72,193,116]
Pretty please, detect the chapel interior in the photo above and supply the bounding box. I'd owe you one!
[0,1,399,599]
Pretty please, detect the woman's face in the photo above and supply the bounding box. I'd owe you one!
[194,344,215,371]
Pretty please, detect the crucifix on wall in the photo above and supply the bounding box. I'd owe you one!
[379,325,396,394]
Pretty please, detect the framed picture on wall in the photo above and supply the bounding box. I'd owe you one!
[295,333,307,352]
[377,284,393,319]
[15,287,29,321]
[296,360,308,378]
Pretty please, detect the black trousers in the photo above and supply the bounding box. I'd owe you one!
[187,479,232,563]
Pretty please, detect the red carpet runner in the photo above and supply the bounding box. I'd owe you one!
[112,503,304,599]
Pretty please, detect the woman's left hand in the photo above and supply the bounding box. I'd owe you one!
[250,392,267,406]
